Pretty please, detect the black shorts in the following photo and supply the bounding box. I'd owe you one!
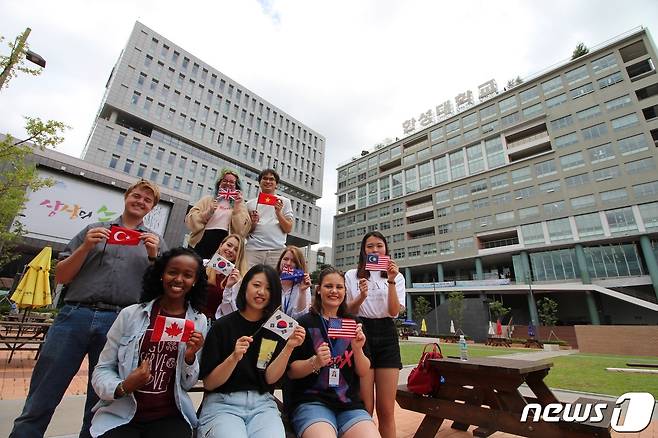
[361,317,402,369]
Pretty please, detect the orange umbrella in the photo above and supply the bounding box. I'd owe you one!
[10,247,52,309]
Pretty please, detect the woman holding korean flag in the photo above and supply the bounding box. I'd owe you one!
[345,232,405,438]
[185,168,251,259]
[90,248,208,438]
[205,233,248,319]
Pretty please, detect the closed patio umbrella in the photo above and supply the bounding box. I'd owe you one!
[11,247,52,309]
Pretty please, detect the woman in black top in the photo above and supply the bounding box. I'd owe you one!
[198,264,305,438]
[287,267,380,438]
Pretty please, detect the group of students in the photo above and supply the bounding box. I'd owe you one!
[9,170,406,438]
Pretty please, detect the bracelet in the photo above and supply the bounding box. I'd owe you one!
[387,280,396,284]
[116,381,128,398]
[309,355,321,374]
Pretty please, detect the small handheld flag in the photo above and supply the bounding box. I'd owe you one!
[365,254,390,272]
[263,309,298,340]
[327,317,358,339]
[217,188,240,201]
[107,225,141,246]
[280,267,304,282]
[206,253,235,276]
[151,316,195,343]
[257,192,278,206]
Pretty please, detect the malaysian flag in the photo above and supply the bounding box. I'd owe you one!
[365,254,390,272]
[327,317,358,339]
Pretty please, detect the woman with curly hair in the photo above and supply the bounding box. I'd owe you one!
[90,248,209,438]
[186,168,251,259]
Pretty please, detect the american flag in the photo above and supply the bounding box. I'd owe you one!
[327,317,358,339]
[365,254,390,271]
[217,189,240,201]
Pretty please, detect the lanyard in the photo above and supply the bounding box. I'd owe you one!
[283,286,294,315]
[319,315,336,358]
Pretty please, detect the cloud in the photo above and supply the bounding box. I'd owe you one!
[1,0,657,248]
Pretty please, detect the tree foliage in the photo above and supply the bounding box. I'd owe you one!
[0,30,42,92]
[537,297,559,326]
[412,296,432,322]
[488,299,511,322]
[571,42,590,60]
[0,32,68,268]
[447,291,464,331]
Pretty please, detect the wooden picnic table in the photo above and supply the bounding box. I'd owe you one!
[0,319,52,363]
[485,336,512,347]
[397,357,611,438]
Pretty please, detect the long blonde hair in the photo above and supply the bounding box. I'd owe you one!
[206,234,247,285]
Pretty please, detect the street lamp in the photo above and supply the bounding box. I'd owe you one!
[0,27,46,90]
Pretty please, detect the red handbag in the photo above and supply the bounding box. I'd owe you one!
[407,342,443,395]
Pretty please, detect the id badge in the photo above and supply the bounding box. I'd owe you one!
[328,365,340,387]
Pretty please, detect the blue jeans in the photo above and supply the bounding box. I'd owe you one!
[10,305,119,438]
[291,402,373,437]
[197,391,285,438]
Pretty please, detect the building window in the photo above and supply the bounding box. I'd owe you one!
[454,220,471,232]
[450,151,466,179]
[577,105,602,121]
[571,194,596,210]
[109,154,119,169]
[438,240,454,255]
[522,103,543,117]
[597,71,624,89]
[588,143,615,163]
[495,211,515,223]
[570,83,594,99]
[545,93,567,108]
[535,160,556,178]
[584,244,643,278]
[519,86,540,104]
[521,223,544,245]
[591,53,618,74]
[634,181,658,198]
[457,237,474,249]
[600,188,628,204]
[541,76,563,94]
[626,157,656,175]
[466,144,484,174]
[519,206,540,220]
[530,249,578,281]
[559,152,585,170]
[565,173,590,187]
[575,213,604,237]
[550,114,574,131]
[137,164,146,178]
[611,113,640,131]
[484,137,505,169]
[605,95,632,112]
[123,159,134,174]
[544,201,566,216]
[479,104,497,120]
[565,65,589,84]
[511,166,532,184]
[453,184,469,199]
[617,133,648,155]
[547,218,572,241]
[454,202,469,213]
[489,173,508,189]
[593,166,620,182]
[498,96,517,113]
[639,202,658,229]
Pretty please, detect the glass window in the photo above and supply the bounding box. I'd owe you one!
[530,249,578,281]
[539,180,560,194]
[550,114,574,130]
[545,93,567,108]
[433,156,449,184]
[584,244,643,279]
[445,119,460,134]
[554,132,579,149]
[454,202,470,213]
[571,194,596,210]
[470,178,488,194]
[466,143,484,174]
[600,188,628,204]
[544,201,566,215]
[463,128,479,142]
[419,161,432,190]
[495,211,515,223]
[438,240,454,255]
[435,189,450,204]
[501,111,520,126]
[591,53,618,74]
[430,127,443,142]
[391,172,403,198]
[437,223,453,235]
[484,136,505,169]
[570,83,594,99]
[481,120,499,134]
[449,150,465,179]
[639,202,658,229]
[535,160,556,178]
[519,206,540,219]
[618,133,648,155]
[479,104,497,120]
[453,184,469,199]
[492,192,512,205]
[581,122,608,141]
[605,95,632,111]
[565,173,590,187]
[611,113,640,131]
[511,166,532,184]
[597,71,624,89]
[634,181,658,198]
[588,143,615,163]
[462,113,477,128]
[521,223,545,244]
[447,135,461,148]
[498,96,517,113]
[489,173,508,189]
[454,220,471,232]
[626,157,656,175]
[593,165,621,181]
[379,176,390,201]
[565,65,589,84]
[577,105,602,121]
[560,152,585,170]
[575,213,604,237]
[472,197,489,209]
[605,207,637,233]
[547,218,572,241]
[457,237,474,249]
[541,76,563,94]
[519,86,540,104]
[522,103,543,117]
[514,186,536,200]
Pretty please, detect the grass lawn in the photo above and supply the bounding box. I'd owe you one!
[399,343,658,398]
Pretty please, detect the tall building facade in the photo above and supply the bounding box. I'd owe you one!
[83,22,325,247]
[334,28,658,326]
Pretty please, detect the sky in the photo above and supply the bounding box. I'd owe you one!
[1,0,657,248]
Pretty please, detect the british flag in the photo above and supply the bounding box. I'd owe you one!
[217,189,240,201]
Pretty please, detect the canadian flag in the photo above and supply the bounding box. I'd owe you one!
[107,225,141,246]
[151,315,195,343]
[263,309,298,340]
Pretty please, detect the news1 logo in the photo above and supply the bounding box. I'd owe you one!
[521,392,655,432]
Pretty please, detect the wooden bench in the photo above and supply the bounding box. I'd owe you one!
[523,338,543,348]
[486,336,511,347]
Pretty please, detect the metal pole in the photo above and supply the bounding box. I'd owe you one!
[0,28,32,90]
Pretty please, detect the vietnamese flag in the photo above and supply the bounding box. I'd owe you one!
[257,192,278,206]
[151,315,195,343]
[107,225,141,246]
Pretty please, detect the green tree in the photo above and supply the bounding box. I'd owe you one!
[537,297,559,326]
[412,296,432,322]
[571,42,589,60]
[1,32,68,268]
[489,299,511,321]
[309,263,331,284]
[447,291,464,331]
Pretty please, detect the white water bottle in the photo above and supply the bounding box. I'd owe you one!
[459,334,468,361]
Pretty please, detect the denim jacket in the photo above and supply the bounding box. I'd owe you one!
[90,299,208,437]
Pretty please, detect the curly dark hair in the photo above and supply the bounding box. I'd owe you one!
[235,264,281,318]
[356,231,389,279]
[141,247,208,312]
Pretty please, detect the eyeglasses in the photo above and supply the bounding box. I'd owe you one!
[220,178,237,186]
[261,176,277,182]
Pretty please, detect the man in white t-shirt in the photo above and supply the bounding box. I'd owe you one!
[246,168,294,268]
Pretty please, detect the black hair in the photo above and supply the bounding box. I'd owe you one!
[356,231,389,279]
[235,264,281,318]
[141,247,208,312]
[258,168,280,184]
[311,266,351,318]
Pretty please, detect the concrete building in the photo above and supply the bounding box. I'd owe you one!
[82,21,325,248]
[303,245,333,273]
[333,28,658,331]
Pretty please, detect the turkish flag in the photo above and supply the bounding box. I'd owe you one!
[151,315,195,342]
[257,192,278,206]
[107,225,141,245]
